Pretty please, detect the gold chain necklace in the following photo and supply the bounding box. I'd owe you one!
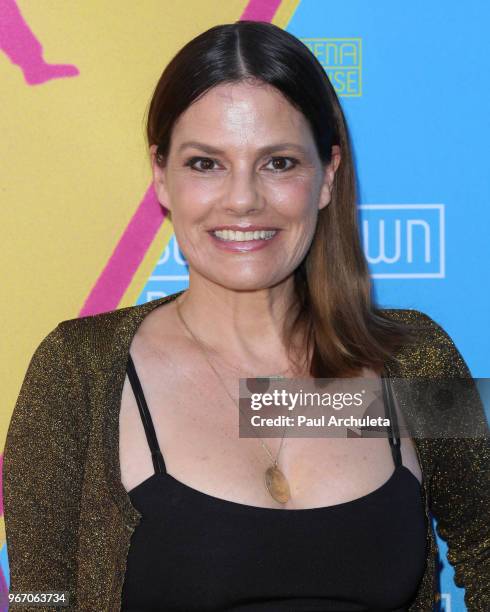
[175,298,292,504]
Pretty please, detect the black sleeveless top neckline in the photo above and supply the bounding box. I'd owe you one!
[121,355,428,612]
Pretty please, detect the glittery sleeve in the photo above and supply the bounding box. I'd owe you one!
[3,323,89,611]
[419,313,490,611]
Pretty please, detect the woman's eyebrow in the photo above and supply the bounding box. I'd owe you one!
[177,141,308,155]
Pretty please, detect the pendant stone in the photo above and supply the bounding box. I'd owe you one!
[264,464,291,504]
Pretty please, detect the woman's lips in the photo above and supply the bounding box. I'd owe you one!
[207,230,281,252]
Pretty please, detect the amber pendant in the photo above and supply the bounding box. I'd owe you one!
[264,463,290,504]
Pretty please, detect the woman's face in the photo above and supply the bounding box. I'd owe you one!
[150,80,340,291]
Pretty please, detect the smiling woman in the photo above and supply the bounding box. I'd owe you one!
[145,25,415,381]
[3,19,489,612]
[152,81,340,267]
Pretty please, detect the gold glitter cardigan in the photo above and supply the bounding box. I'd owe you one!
[3,290,490,611]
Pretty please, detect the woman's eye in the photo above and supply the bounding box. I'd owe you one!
[185,157,220,172]
[266,157,298,172]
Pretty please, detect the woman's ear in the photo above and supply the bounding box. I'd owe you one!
[149,144,171,212]
[318,145,341,211]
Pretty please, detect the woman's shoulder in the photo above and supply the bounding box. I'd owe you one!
[380,306,442,330]
[379,308,472,378]
[57,299,159,333]
[38,297,172,372]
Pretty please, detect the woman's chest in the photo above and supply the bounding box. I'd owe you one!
[118,343,423,510]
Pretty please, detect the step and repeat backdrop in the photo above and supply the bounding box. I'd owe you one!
[1,1,489,610]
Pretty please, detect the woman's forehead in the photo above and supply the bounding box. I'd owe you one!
[171,82,315,153]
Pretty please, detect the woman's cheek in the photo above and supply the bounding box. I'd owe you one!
[176,178,223,208]
[269,180,316,217]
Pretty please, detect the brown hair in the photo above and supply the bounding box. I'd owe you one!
[145,21,418,377]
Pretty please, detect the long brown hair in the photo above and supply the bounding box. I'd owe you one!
[145,21,418,377]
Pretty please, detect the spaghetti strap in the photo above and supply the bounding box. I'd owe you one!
[126,353,167,475]
[380,372,402,468]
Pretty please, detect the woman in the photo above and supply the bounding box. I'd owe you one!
[4,21,489,612]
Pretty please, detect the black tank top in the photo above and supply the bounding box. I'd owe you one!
[121,356,427,611]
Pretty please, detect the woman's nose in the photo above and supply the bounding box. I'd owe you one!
[222,168,264,215]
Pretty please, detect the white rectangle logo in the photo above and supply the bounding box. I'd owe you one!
[359,204,445,278]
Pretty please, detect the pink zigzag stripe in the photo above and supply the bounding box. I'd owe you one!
[241,0,283,21]
[0,0,79,85]
[80,0,282,315]
[80,185,166,316]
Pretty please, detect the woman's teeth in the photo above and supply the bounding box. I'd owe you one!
[212,229,277,241]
